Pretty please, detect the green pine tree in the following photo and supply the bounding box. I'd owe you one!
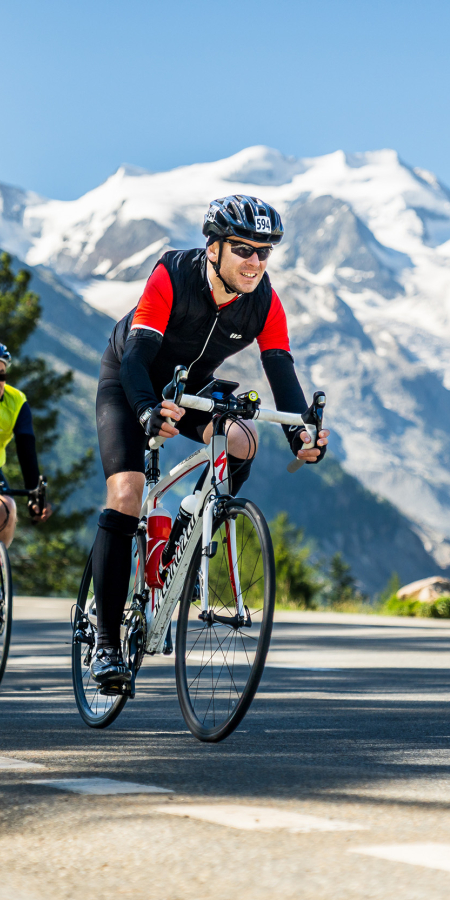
[271,511,323,608]
[379,571,401,605]
[0,251,94,595]
[327,551,365,608]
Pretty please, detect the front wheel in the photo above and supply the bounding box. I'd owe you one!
[176,498,275,743]
[0,542,13,685]
[71,531,146,728]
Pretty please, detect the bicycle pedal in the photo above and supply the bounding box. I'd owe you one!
[99,683,127,697]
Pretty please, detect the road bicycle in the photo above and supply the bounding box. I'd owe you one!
[0,476,47,685]
[72,366,326,742]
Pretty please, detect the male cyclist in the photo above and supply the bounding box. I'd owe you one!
[91,195,329,689]
[0,344,52,547]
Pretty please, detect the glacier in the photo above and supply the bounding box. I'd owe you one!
[1,144,450,575]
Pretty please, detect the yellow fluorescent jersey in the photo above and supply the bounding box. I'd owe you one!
[0,383,27,467]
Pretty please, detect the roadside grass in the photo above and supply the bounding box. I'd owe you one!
[379,593,450,618]
[274,596,378,614]
[274,594,450,618]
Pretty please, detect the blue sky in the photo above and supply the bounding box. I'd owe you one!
[2,0,450,199]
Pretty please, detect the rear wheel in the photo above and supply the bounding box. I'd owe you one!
[72,531,146,728]
[0,542,13,685]
[175,498,275,743]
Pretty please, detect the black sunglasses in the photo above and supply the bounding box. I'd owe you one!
[224,240,273,261]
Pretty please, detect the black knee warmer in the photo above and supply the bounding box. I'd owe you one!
[92,509,140,650]
[227,454,254,496]
[98,508,139,536]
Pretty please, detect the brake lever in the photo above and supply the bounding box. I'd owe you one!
[287,391,326,474]
[28,474,47,519]
[160,365,189,428]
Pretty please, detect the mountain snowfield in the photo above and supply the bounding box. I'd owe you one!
[2,144,450,568]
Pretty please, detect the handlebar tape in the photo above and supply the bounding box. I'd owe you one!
[148,396,307,450]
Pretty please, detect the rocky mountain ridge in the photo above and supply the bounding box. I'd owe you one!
[1,145,450,575]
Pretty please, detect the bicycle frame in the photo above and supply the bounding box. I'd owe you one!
[137,382,326,654]
[85,384,324,657]
[142,430,238,654]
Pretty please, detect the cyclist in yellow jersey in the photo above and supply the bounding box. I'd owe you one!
[0,344,52,547]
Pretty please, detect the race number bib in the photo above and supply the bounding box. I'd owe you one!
[254,215,271,233]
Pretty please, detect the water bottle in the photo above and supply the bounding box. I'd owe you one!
[161,492,198,568]
[145,506,172,588]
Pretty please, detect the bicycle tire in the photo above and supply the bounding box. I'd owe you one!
[175,498,275,743]
[0,542,13,685]
[72,531,146,728]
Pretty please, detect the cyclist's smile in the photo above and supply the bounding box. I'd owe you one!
[207,238,271,299]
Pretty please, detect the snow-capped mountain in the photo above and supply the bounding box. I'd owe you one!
[2,145,450,567]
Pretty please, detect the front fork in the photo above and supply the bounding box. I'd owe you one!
[199,480,245,621]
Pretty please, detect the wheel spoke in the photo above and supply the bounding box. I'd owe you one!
[72,534,143,727]
[187,624,235,689]
[177,503,274,740]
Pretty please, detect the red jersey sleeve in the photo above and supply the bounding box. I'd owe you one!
[130,264,173,335]
[257,289,291,353]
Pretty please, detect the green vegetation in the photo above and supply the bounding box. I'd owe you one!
[380,593,450,618]
[270,520,450,618]
[271,515,369,611]
[324,552,368,611]
[0,252,94,595]
[271,512,323,609]
[375,571,450,618]
[378,572,401,607]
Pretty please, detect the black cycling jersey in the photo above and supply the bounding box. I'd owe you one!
[97,247,309,478]
[109,249,307,424]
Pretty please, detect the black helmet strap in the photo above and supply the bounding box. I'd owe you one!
[211,238,236,295]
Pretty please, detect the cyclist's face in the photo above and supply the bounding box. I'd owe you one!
[208,238,271,294]
[0,363,5,399]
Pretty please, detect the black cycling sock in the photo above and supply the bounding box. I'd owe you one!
[227,453,253,496]
[92,509,139,650]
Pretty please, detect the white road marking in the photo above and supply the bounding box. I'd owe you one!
[256,691,450,701]
[0,757,46,770]
[266,664,341,671]
[28,777,173,794]
[326,778,450,803]
[350,843,450,872]
[129,731,190,735]
[266,649,450,669]
[154,804,366,832]
[7,656,71,667]
[186,657,339,672]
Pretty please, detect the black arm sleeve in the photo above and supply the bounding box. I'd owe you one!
[15,434,40,490]
[13,402,40,489]
[119,328,163,419]
[261,348,308,443]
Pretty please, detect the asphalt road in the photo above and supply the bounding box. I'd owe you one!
[2,599,450,899]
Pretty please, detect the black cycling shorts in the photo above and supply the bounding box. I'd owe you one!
[96,344,212,480]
